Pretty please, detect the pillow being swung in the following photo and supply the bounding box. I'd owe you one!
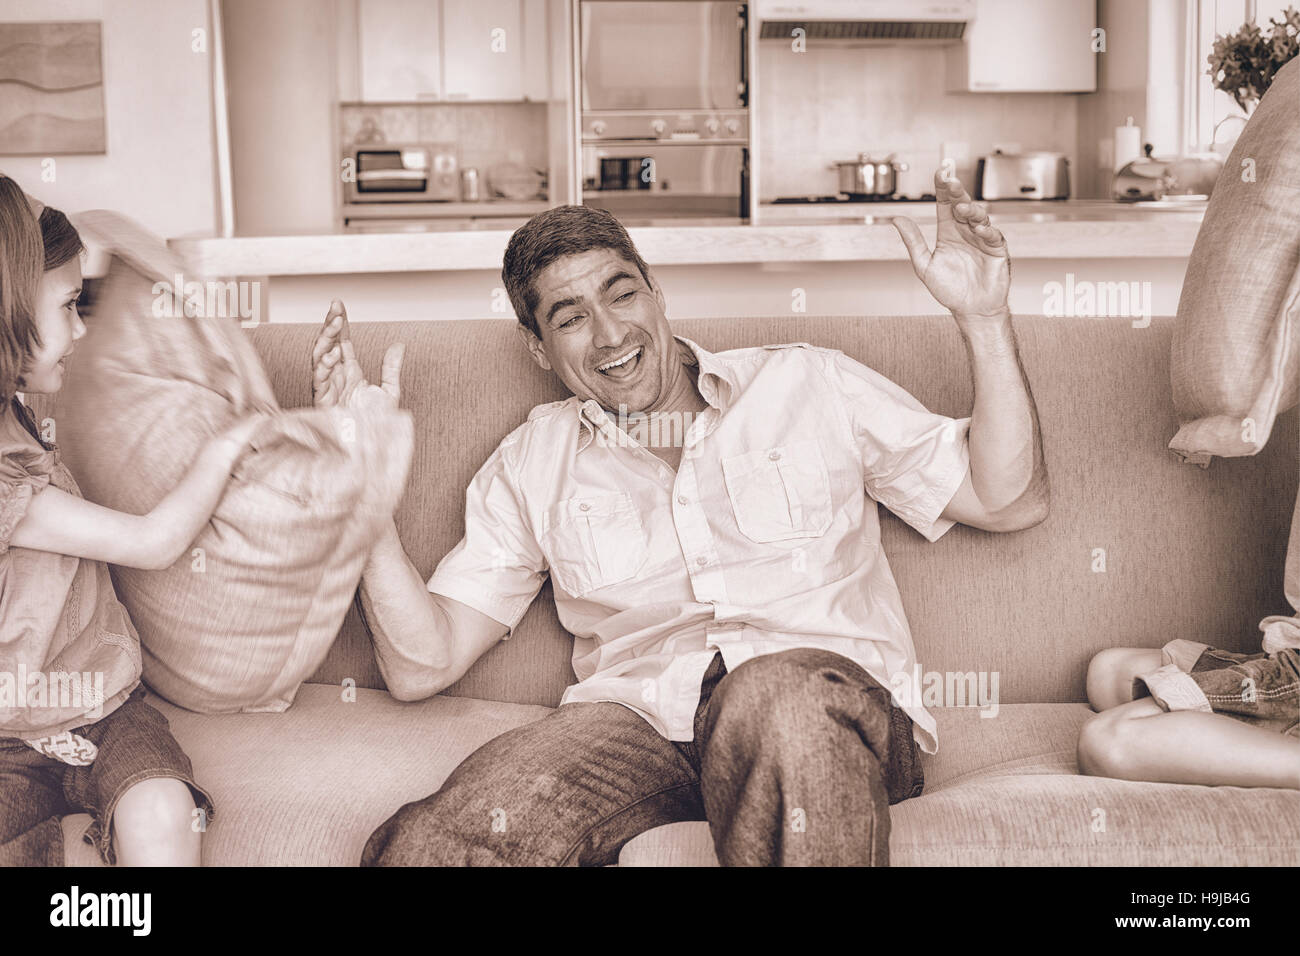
[56,212,413,713]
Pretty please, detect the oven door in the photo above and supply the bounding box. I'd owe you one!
[581,1,747,111]
[582,143,748,220]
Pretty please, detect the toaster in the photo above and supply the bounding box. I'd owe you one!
[974,150,1070,200]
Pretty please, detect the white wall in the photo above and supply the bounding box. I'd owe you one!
[0,0,218,239]
[1145,0,1186,156]
[757,42,1080,200]
[222,0,339,235]
[1074,0,1151,199]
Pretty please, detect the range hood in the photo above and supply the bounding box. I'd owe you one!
[754,0,974,41]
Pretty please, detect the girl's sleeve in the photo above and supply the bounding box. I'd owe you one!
[0,436,54,554]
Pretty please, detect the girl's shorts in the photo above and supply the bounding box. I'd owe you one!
[0,686,214,866]
[1134,639,1300,738]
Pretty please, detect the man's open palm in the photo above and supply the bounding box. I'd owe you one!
[891,169,1010,321]
[311,299,405,410]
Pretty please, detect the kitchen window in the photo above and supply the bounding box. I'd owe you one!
[1185,0,1297,152]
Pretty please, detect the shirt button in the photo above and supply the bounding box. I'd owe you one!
[696,556,708,566]
[579,502,590,511]
[677,494,688,505]
[768,450,782,461]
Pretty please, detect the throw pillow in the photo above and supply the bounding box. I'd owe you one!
[56,212,413,713]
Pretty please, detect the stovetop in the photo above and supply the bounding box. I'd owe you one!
[769,194,938,204]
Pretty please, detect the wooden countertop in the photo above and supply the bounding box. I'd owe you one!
[170,201,1204,277]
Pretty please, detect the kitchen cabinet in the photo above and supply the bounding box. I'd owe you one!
[526,0,558,100]
[359,0,442,101]
[946,0,1096,93]
[352,0,555,102]
[442,0,524,99]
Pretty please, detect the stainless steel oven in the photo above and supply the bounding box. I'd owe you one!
[581,0,747,111]
[582,141,748,219]
[578,1,750,219]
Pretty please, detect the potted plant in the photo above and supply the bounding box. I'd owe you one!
[1208,6,1300,113]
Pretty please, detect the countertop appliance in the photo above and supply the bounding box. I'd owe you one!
[579,1,750,219]
[770,194,936,203]
[1112,144,1222,201]
[974,150,1070,200]
[343,144,459,205]
[754,0,973,41]
[460,168,481,202]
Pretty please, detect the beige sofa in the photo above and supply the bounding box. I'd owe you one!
[46,313,1300,866]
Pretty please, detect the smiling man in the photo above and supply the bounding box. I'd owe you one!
[313,170,1049,867]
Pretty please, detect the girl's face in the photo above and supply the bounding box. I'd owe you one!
[21,258,85,395]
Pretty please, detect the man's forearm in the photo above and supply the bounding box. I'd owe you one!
[357,517,457,698]
[956,309,1049,520]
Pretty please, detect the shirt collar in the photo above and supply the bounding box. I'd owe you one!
[575,335,735,452]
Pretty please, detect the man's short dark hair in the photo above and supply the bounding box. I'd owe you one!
[502,205,653,337]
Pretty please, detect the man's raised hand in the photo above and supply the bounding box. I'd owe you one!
[311,299,362,407]
[890,169,1011,325]
[310,299,405,411]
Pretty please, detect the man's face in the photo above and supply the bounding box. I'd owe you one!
[521,248,678,414]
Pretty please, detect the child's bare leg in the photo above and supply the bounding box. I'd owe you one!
[1078,697,1300,789]
[112,777,201,866]
[1086,647,1161,711]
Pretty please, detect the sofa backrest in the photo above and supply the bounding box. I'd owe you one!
[244,314,1296,707]
[40,315,1295,709]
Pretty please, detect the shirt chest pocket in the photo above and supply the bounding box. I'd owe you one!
[722,439,834,543]
[542,493,649,598]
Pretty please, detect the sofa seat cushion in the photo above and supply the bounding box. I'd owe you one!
[61,683,553,866]
[61,695,1300,866]
[910,703,1089,791]
[618,704,1300,866]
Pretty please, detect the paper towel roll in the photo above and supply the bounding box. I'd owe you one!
[1114,118,1142,172]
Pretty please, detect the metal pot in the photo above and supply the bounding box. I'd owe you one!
[831,153,908,197]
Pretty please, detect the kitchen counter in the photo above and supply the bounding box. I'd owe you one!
[755,197,1208,225]
[344,200,548,220]
[171,200,1204,277]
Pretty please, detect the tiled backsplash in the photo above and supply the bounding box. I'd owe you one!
[758,44,1080,199]
[339,102,549,174]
